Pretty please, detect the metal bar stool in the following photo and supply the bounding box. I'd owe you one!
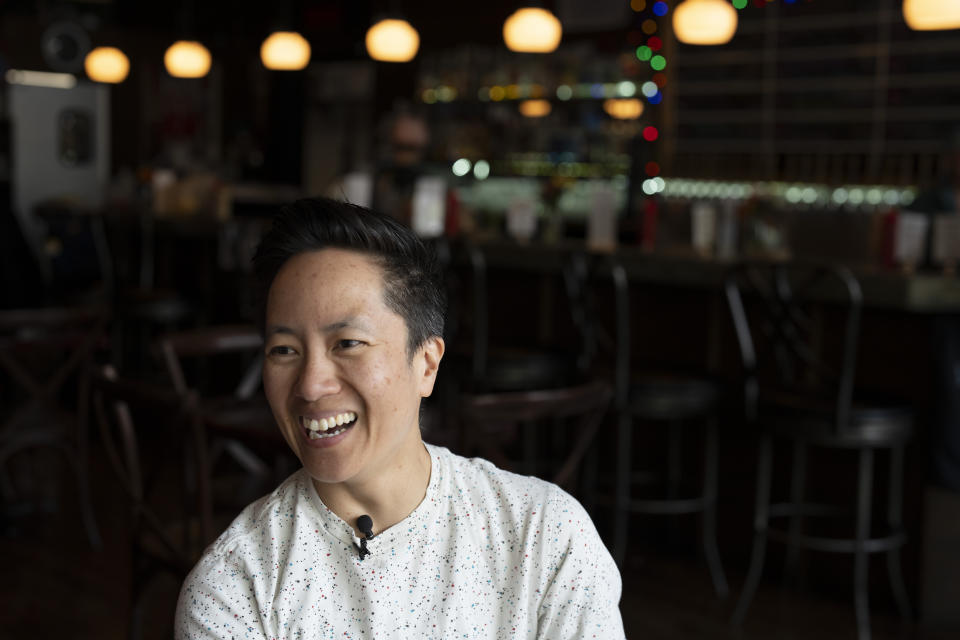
[724,260,912,640]
[601,260,729,598]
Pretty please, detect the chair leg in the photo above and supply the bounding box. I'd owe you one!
[614,411,633,568]
[784,441,807,586]
[702,417,729,598]
[667,422,682,500]
[223,439,271,477]
[73,446,102,549]
[732,434,773,626]
[76,368,102,549]
[129,598,144,640]
[854,449,875,640]
[886,445,913,622]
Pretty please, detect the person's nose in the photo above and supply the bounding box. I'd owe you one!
[294,351,341,401]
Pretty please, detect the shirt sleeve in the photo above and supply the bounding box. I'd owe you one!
[535,491,626,640]
[175,552,269,640]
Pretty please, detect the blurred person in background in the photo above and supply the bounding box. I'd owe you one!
[371,102,431,226]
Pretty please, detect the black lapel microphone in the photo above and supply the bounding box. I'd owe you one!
[355,515,374,561]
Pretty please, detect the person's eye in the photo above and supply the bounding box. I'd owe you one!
[267,345,297,357]
[336,339,364,350]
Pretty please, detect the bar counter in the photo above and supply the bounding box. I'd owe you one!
[465,238,960,313]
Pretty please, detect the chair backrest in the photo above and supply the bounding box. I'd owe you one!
[157,324,263,399]
[0,305,108,412]
[459,379,612,491]
[723,260,862,431]
[460,243,592,388]
[580,258,651,410]
[88,364,211,565]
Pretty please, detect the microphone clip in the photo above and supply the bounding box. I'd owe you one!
[355,515,375,561]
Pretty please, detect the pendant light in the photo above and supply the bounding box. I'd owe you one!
[366,18,420,62]
[903,0,960,30]
[164,40,212,78]
[261,31,311,70]
[673,0,738,46]
[84,46,130,83]
[503,7,562,53]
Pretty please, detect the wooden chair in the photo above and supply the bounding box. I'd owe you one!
[458,380,612,496]
[156,324,288,510]
[35,204,193,373]
[0,305,107,547]
[725,260,913,640]
[88,364,212,640]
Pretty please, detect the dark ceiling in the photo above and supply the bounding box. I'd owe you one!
[1,1,549,62]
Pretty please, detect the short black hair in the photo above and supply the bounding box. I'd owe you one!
[252,198,445,356]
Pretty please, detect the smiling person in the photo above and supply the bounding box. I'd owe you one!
[174,198,625,639]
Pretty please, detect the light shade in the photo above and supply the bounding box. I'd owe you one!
[518,99,552,117]
[503,8,562,53]
[673,0,738,45]
[164,40,212,78]
[84,46,129,83]
[903,0,960,30]
[603,98,644,120]
[261,31,311,70]
[365,18,420,62]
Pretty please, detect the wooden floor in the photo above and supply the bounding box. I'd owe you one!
[1,446,954,640]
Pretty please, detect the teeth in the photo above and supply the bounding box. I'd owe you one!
[308,427,347,440]
[303,412,357,434]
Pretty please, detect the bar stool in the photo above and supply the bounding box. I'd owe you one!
[724,261,912,640]
[431,243,592,452]
[459,243,590,393]
[599,259,729,597]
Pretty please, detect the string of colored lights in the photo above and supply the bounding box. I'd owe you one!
[629,1,666,196]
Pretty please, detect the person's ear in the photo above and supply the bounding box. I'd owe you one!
[416,336,445,398]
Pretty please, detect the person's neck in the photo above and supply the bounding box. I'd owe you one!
[312,439,432,538]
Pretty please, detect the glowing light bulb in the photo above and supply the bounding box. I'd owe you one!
[84,46,129,83]
[261,31,311,70]
[673,0,738,45]
[164,41,211,78]
[903,0,960,30]
[366,19,420,62]
[503,8,562,53]
[519,99,552,117]
[603,98,644,120]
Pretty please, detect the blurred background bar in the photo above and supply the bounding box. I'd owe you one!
[2,1,960,638]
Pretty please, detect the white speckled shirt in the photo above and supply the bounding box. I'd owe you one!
[175,444,625,639]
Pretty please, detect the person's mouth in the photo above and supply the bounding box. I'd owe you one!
[299,412,358,440]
